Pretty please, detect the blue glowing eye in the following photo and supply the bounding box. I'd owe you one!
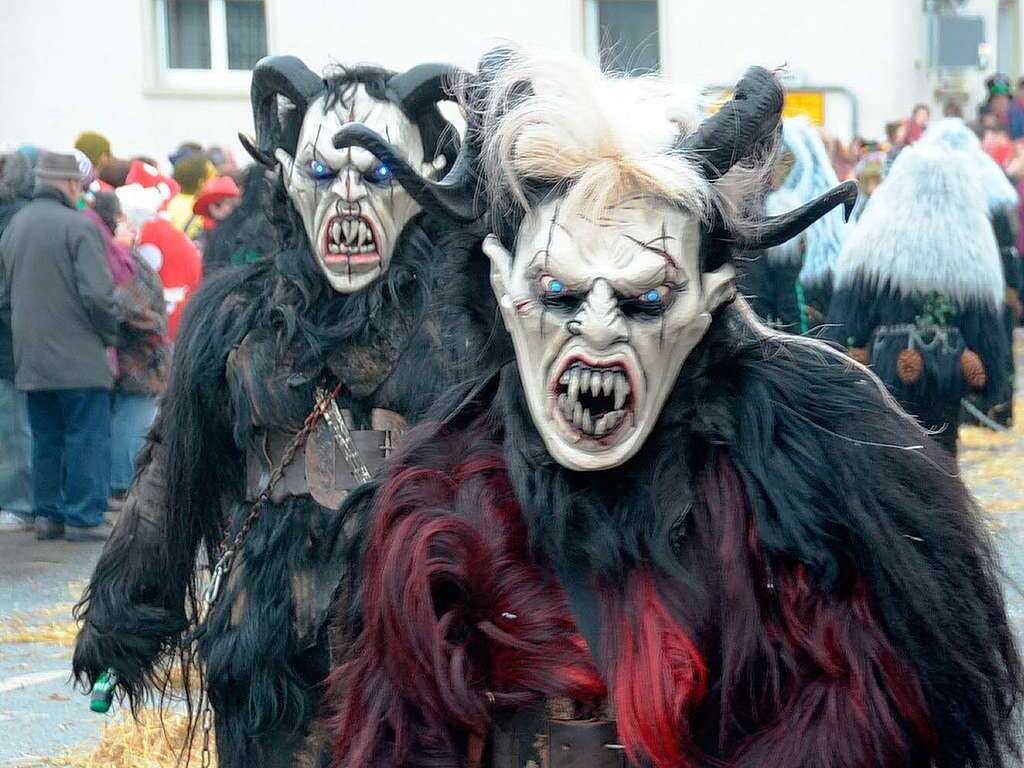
[643,289,662,303]
[374,164,391,180]
[309,159,333,180]
[549,280,564,294]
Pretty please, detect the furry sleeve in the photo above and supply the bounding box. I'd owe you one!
[698,318,1023,767]
[72,413,188,705]
[72,265,258,706]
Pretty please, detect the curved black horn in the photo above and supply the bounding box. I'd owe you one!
[333,124,480,221]
[735,180,858,250]
[385,62,466,116]
[681,66,784,180]
[246,55,324,167]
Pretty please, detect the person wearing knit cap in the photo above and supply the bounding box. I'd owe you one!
[74,131,113,168]
[0,151,120,542]
[167,153,215,239]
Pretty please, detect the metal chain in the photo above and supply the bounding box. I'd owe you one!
[316,385,373,484]
[200,688,214,767]
[195,380,342,763]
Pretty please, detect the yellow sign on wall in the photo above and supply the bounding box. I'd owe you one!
[708,90,826,125]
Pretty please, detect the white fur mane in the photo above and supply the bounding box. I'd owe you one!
[475,50,771,234]
[920,118,1019,212]
[834,142,1004,309]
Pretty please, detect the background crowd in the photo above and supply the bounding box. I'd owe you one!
[1,71,1023,541]
[0,132,273,541]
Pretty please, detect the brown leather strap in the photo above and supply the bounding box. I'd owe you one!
[490,704,623,768]
[245,408,407,508]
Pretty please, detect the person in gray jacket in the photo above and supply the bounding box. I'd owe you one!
[0,151,35,529]
[0,151,120,541]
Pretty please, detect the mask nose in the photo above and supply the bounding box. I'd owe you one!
[573,279,628,350]
[333,168,367,205]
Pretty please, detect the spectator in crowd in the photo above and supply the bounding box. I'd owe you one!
[0,152,119,542]
[903,103,930,145]
[982,123,1015,168]
[74,131,112,169]
[1009,77,1024,140]
[0,152,35,529]
[191,174,240,255]
[120,161,202,341]
[201,164,277,276]
[97,158,131,189]
[943,101,965,118]
[982,74,1013,131]
[90,192,170,503]
[167,152,214,239]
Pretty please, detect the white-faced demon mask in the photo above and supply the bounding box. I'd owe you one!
[276,86,447,293]
[485,198,736,472]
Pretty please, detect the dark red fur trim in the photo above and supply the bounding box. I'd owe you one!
[329,442,603,767]
[605,571,707,768]
[699,454,933,767]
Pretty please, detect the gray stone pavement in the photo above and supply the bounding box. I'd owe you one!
[0,333,1022,765]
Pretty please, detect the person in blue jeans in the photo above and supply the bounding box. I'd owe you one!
[0,152,120,541]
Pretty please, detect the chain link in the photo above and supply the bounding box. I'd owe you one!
[194,380,342,764]
[316,386,373,484]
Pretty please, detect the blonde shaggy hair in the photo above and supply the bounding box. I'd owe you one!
[469,50,775,237]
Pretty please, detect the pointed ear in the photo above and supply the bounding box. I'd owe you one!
[274,148,296,192]
[482,234,512,306]
[702,262,737,312]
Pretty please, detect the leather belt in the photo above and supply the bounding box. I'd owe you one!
[489,702,623,768]
[244,408,406,509]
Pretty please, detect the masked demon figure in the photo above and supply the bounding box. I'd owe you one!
[825,143,1009,453]
[323,52,1022,768]
[920,117,1020,426]
[72,55,483,767]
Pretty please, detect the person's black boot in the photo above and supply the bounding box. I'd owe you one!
[34,517,65,540]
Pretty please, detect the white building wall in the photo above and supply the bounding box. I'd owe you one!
[0,0,1010,164]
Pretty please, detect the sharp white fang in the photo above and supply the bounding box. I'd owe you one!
[614,374,628,410]
[332,221,342,243]
[568,368,580,403]
[572,401,583,427]
[579,369,591,393]
[559,370,570,385]
[581,408,593,434]
[602,370,614,395]
[359,221,370,245]
[340,220,351,242]
[590,372,602,397]
[594,414,607,437]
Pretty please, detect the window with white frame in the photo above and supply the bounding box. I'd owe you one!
[584,0,660,76]
[156,0,267,87]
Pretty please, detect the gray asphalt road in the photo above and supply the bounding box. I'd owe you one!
[0,532,105,766]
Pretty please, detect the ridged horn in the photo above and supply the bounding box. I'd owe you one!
[681,66,784,180]
[246,55,324,167]
[736,180,858,250]
[385,62,465,117]
[333,123,481,222]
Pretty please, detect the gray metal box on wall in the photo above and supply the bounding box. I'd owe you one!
[930,15,985,68]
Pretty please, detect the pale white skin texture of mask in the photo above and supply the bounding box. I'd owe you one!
[275,86,447,293]
[484,197,736,472]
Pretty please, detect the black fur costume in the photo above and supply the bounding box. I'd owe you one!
[320,55,1022,768]
[72,57,491,767]
[827,143,1010,453]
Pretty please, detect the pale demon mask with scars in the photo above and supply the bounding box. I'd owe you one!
[277,87,447,293]
[485,201,734,471]
[242,57,459,294]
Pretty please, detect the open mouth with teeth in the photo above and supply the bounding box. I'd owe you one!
[322,214,381,274]
[552,358,634,440]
